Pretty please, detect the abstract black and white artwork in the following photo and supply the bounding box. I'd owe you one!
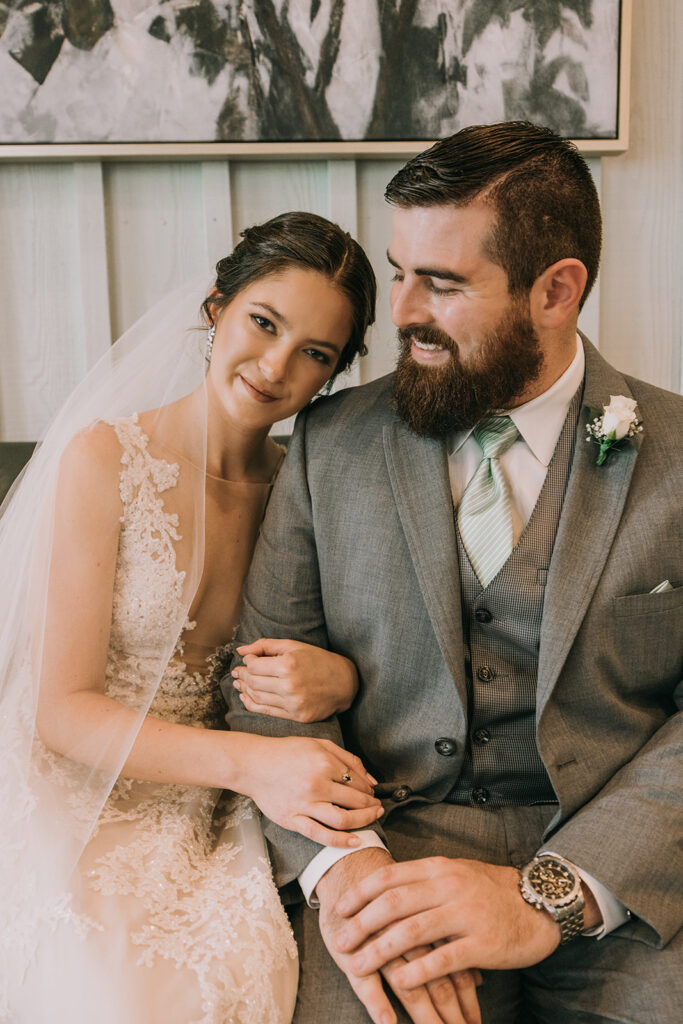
[0,0,623,146]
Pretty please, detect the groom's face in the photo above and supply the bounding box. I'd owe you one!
[388,202,544,435]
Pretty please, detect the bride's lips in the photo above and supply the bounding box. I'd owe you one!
[240,375,279,402]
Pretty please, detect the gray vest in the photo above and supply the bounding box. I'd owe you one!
[448,389,582,808]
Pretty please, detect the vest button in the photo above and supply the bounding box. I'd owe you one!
[476,665,495,682]
[435,737,457,756]
[392,785,412,802]
[475,608,492,623]
[472,787,490,804]
[473,728,491,745]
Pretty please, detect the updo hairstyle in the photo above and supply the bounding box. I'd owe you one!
[202,211,376,377]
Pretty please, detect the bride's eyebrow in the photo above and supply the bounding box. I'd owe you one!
[250,301,288,326]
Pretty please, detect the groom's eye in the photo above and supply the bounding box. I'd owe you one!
[427,279,460,295]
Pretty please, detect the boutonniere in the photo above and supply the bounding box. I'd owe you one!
[585,395,643,466]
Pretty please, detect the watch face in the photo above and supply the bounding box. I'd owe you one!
[526,858,581,908]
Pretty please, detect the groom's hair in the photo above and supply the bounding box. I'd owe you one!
[385,121,601,310]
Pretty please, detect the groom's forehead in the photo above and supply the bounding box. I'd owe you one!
[388,203,495,270]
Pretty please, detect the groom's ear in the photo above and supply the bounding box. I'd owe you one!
[530,258,587,328]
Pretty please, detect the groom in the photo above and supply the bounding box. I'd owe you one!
[225,122,683,1022]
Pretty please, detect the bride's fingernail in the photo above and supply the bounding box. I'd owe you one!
[367,774,378,785]
[347,835,361,847]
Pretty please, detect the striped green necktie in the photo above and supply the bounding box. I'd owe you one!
[457,416,520,587]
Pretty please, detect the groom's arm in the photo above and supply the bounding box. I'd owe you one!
[224,405,384,892]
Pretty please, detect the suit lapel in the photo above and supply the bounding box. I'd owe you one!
[383,420,469,708]
[537,338,641,716]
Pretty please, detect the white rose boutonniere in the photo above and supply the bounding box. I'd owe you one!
[586,395,643,466]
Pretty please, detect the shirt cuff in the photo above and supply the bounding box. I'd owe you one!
[298,831,388,909]
[542,851,631,938]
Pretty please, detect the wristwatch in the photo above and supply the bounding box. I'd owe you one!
[518,854,585,944]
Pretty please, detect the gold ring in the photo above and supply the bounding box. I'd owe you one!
[341,771,352,784]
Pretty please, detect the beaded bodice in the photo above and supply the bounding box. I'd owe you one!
[81,417,298,1024]
[104,416,223,728]
[108,416,184,658]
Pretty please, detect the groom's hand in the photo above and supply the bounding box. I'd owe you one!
[316,849,482,1024]
[333,856,600,988]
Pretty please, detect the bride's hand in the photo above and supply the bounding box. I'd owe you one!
[232,638,359,722]
[242,736,383,847]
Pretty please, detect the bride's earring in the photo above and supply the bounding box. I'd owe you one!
[205,324,215,364]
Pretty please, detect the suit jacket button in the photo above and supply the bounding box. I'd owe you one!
[475,608,492,623]
[393,785,412,802]
[476,666,495,682]
[473,729,491,745]
[472,787,490,804]
[435,738,457,756]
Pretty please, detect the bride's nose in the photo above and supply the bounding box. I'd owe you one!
[257,344,291,384]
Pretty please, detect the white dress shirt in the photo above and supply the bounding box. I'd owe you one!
[299,338,630,937]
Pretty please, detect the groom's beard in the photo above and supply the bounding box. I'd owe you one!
[391,305,544,437]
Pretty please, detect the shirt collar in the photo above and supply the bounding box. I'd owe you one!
[448,336,585,466]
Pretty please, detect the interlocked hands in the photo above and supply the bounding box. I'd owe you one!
[333,856,563,992]
[316,850,484,1024]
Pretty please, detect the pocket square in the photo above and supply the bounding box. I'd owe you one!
[649,580,673,594]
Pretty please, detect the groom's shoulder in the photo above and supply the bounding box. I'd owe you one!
[624,372,683,417]
[584,338,682,462]
[622,373,683,463]
[305,373,396,438]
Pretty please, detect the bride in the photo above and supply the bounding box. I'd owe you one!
[0,212,380,1023]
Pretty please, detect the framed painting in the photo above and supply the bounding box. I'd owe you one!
[0,0,631,160]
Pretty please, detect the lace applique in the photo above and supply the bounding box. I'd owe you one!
[80,418,296,1023]
[107,415,186,659]
[89,783,297,1024]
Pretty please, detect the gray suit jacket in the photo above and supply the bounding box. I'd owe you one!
[225,339,683,949]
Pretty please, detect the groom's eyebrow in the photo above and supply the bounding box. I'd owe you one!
[386,250,469,284]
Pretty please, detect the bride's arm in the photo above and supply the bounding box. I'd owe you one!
[231,637,359,722]
[35,427,381,847]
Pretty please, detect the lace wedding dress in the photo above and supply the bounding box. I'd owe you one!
[20,416,298,1024]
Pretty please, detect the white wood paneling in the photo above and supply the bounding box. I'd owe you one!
[0,163,98,440]
[356,160,406,383]
[230,161,328,235]
[72,162,113,369]
[200,161,234,270]
[600,0,682,390]
[577,157,602,346]
[104,162,208,339]
[0,0,681,441]
[326,159,361,390]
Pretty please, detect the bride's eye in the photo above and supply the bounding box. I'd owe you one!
[305,348,331,365]
[250,314,275,332]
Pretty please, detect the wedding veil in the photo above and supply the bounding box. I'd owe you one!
[0,278,212,1012]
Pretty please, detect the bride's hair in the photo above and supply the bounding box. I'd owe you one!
[201,211,376,378]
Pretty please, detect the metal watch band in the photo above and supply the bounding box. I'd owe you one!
[557,901,585,944]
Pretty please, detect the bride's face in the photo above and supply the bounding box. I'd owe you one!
[207,266,353,427]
